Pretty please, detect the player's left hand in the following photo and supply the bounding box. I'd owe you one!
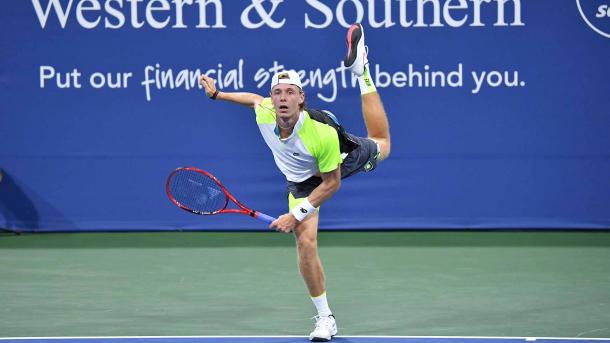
[199,74,217,98]
[270,213,298,233]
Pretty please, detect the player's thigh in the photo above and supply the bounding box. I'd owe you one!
[293,211,320,247]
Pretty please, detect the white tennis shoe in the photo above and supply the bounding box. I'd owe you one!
[343,23,368,77]
[309,315,337,342]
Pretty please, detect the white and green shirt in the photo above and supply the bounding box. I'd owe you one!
[255,98,342,182]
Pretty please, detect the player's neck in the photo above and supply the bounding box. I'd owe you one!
[276,111,300,138]
[279,127,293,139]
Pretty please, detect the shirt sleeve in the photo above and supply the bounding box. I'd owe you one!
[254,97,276,124]
[315,124,343,173]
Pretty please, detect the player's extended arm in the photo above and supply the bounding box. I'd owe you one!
[200,74,264,109]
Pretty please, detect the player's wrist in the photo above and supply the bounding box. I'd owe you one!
[291,198,316,222]
[210,89,219,99]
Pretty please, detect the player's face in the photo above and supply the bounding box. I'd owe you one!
[271,84,304,128]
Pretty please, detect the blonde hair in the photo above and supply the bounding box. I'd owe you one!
[299,89,306,110]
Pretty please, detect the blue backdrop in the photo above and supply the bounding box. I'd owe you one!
[1,0,609,231]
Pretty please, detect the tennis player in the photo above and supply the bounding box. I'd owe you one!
[199,23,390,341]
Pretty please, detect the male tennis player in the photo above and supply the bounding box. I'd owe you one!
[199,23,390,342]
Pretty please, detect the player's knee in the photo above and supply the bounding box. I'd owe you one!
[371,137,391,161]
[297,235,318,255]
[380,140,391,160]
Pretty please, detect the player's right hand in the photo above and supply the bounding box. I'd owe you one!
[269,213,297,233]
[199,74,217,98]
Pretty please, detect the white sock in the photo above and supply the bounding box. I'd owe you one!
[358,64,377,95]
[311,292,332,317]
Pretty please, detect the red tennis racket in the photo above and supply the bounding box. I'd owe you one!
[166,167,276,224]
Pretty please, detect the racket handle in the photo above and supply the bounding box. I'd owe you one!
[255,211,276,224]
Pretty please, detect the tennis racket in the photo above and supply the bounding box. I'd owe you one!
[166,167,276,224]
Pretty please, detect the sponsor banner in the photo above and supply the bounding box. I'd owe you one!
[1,0,609,231]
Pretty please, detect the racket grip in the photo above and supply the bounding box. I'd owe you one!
[255,211,276,224]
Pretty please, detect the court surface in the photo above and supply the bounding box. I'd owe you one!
[1,336,610,343]
[1,232,609,339]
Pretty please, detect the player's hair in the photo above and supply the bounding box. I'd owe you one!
[299,89,306,110]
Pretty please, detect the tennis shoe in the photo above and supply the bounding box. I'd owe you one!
[309,315,337,342]
[343,23,368,76]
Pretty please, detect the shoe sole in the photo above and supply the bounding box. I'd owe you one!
[343,24,362,67]
[309,328,338,342]
[309,335,336,342]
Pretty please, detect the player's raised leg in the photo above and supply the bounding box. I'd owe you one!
[344,23,391,161]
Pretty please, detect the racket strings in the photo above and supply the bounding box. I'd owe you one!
[169,170,227,214]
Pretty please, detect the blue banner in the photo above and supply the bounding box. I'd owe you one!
[1,0,609,231]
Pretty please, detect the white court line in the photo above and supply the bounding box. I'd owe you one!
[0,336,609,341]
